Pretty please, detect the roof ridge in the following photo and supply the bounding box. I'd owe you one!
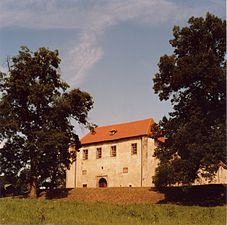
[94,118,153,129]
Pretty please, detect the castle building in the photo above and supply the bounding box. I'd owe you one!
[66,118,226,188]
[66,118,159,188]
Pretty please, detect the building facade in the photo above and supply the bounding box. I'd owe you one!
[66,118,159,188]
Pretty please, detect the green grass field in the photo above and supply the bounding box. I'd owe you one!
[0,198,226,224]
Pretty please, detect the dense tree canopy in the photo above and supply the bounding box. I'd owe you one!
[0,47,94,197]
[152,13,226,187]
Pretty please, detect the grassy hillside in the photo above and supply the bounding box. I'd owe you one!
[0,198,226,224]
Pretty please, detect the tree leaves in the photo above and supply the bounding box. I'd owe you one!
[152,13,226,187]
[0,47,94,197]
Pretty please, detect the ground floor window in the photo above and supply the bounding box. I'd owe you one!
[82,170,87,175]
[123,167,128,173]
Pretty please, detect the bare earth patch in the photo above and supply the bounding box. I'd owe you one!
[40,187,165,204]
[38,184,226,206]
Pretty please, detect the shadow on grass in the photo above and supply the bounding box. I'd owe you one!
[46,188,72,199]
[39,188,72,199]
[152,184,226,206]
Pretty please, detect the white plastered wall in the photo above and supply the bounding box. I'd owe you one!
[66,136,159,188]
[76,137,143,188]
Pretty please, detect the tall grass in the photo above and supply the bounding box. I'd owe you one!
[0,198,226,224]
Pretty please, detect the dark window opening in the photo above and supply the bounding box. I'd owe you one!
[83,149,88,160]
[123,167,128,173]
[110,146,117,157]
[99,178,107,188]
[131,143,137,155]
[96,148,102,159]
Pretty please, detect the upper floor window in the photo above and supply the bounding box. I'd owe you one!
[110,146,117,157]
[131,143,137,155]
[96,148,102,159]
[83,149,88,160]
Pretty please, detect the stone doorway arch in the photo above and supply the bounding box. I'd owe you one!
[99,177,107,187]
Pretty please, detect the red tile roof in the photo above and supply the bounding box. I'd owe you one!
[81,118,154,145]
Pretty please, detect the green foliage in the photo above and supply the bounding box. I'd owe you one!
[152,13,226,187]
[0,199,225,224]
[0,47,94,197]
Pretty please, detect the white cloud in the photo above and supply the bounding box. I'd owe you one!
[64,32,103,84]
[0,0,224,84]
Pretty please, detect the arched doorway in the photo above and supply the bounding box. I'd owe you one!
[99,177,107,187]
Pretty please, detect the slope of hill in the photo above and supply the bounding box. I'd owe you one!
[41,187,165,204]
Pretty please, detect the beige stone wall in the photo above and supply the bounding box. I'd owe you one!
[194,166,227,185]
[216,166,227,183]
[141,137,159,187]
[66,145,77,188]
[76,137,142,188]
[66,136,157,188]
[66,161,76,188]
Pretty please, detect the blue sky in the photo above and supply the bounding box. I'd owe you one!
[0,0,225,137]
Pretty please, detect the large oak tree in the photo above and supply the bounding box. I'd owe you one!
[0,47,94,197]
[152,13,226,187]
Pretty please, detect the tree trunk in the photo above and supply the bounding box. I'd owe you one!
[29,176,37,198]
[29,145,38,198]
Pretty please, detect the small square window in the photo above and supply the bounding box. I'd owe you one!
[96,148,102,159]
[123,167,128,173]
[82,170,87,175]
[83,149,88,160]
[110,146,117,157]
[131,143,137,155]
[83,184,87,187]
